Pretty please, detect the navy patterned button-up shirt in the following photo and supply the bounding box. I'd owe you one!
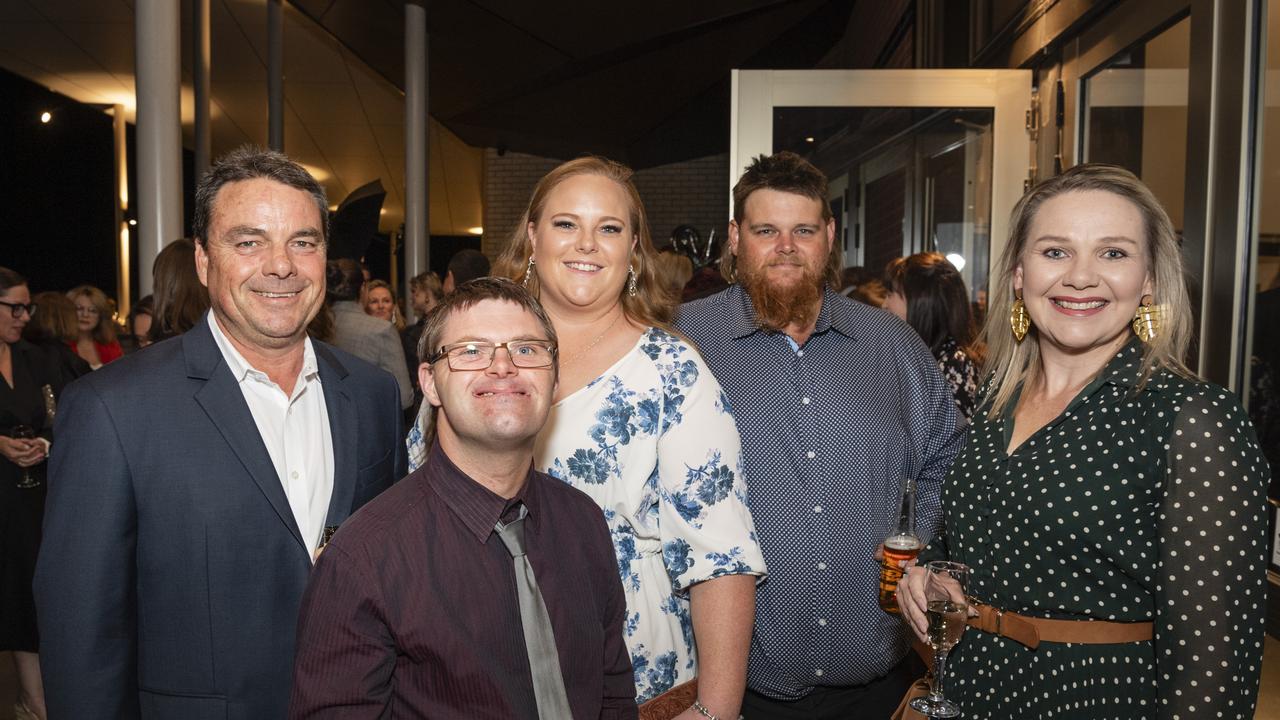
[675,284,963,699]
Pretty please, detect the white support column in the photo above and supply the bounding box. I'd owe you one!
[134,0,183,298]
[404,0,429,321]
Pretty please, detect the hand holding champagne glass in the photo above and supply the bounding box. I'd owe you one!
[908,561,970,719]
[10,424,41,489]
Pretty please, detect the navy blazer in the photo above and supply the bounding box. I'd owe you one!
[35,316,406,720]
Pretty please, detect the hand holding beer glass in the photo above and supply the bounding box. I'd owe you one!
[907,561,970,719]
[878,476,921,613]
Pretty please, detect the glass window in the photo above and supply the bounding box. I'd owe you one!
[774,106,994,312]
[1251,1,1280,515]
[1082,15,1190,232]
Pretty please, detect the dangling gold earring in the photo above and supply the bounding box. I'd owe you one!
[627,265,638,297]
[1132,294,1162,343]
[1010,293,1030,342]
[522,256,535,287]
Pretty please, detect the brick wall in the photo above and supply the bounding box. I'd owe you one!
[481,149,730,258]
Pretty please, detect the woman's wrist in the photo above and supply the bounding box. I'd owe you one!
[691,699,743,720]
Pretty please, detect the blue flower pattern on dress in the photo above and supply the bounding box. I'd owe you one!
[533,328,766,703]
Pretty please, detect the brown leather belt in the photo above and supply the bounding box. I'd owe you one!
[967,602,1153,650]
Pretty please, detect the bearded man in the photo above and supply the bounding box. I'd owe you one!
[674,152,963,720]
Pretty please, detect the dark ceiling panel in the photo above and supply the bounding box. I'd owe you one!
[466,0,790,60]
[288,0,863,167]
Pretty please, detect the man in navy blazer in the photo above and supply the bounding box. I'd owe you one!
[34,146,406,719]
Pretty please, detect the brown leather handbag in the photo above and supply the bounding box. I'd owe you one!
[638,679,698,720]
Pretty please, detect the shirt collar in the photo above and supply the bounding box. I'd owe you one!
[1094,337,1150,391]
[726,283,858,341]
[206,311,318,386]
[424,441,535,544]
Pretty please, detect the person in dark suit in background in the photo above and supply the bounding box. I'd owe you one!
[34,146,406,720]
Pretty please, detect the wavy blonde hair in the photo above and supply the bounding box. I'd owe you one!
[492,156,677,327]
[66,284,118,345]
[984,163,1195,418]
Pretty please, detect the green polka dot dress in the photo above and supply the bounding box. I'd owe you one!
[923,340,1270,719]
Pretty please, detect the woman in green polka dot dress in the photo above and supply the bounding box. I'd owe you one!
[898,164,1269,719]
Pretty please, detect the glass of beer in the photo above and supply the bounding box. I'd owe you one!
[878,476,921,613]
[909,560,970,719]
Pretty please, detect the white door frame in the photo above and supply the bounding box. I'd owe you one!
[730,69,1032,282]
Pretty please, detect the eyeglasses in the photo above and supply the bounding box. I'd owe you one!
[0,301,37,319]
[430,340,556,371]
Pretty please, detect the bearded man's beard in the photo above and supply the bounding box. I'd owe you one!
[737,255,824,332]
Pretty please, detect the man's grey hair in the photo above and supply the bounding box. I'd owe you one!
[193,145,329,245]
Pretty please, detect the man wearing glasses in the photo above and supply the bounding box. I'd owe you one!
[290,278,637,720]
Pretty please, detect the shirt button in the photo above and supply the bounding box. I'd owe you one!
[817,618,828,626]
[814,669,825,677]
[813,505,823,513]
[801,397,811,404]
[806,451,815,459]
[797,350,805,357]
[816,562,827,570]
[291,471,299,479]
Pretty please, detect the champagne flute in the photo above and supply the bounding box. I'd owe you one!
[10,424,41,489]
[909,560,970,718]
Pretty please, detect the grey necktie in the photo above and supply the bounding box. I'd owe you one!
[494,505,573,719]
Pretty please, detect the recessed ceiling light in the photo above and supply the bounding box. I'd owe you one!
[467,226,484,235]
[805,136,815,143]
[40,111,52,123]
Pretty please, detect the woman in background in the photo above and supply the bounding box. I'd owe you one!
[150,239,210,343]
[65,285,122,369]
[22,292,89,382]
[364,279,405,332]
[126,295,154,352]
[1,268,56,720]
[652,248,694,307]
[883,252,984,420]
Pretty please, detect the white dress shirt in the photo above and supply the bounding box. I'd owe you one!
[208,313,335,560]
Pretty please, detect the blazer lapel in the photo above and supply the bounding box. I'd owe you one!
[184,319,307,555]
[316,344,357,526]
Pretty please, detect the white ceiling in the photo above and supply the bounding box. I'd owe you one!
[0,0,484,236]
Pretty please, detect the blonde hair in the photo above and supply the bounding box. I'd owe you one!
[363,279,405,331]
[492,156,677,326]
[652,250,695,299]
[984,163,1195,418]
[66,284,118,345]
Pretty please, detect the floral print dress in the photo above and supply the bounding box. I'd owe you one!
[535,327,766,702]
[935,336,981,422]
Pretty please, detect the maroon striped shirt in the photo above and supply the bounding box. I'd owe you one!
[289,443,637,719]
